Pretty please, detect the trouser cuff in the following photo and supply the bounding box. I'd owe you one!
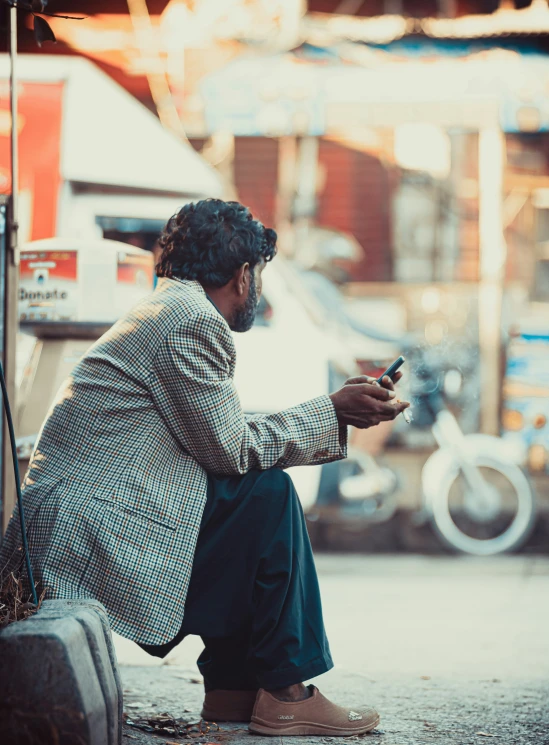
[258,653,334,690]
[202,673,259,693]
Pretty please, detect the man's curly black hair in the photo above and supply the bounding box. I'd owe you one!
[156,199,277,287]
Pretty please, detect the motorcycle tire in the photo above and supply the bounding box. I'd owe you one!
[428,454,537,556]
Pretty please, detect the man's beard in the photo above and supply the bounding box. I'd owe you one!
[230,273,258,333]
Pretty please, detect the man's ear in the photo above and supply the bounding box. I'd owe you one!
[233,263,250,297]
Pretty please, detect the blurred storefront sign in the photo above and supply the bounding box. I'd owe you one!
[19,249,78,322]
[502,318,549,475]
[198,47,549,137]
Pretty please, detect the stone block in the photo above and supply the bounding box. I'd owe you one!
[0,598,121,745]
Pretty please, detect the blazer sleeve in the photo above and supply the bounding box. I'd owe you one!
[148,311,347,476]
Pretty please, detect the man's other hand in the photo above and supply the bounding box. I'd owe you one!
[329,373,409,429]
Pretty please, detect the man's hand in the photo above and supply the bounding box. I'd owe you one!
[329,373,410,429]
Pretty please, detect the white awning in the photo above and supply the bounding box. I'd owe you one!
[0,54,224,197]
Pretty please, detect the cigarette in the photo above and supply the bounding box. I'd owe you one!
[403,408,413,424]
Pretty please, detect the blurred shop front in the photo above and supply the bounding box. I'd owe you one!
[187,29,549,489]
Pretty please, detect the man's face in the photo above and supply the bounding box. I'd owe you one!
[230,262,264,333]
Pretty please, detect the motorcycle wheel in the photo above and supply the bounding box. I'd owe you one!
[429,455,536,556]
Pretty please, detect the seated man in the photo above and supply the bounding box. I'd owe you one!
[0,199,408,736]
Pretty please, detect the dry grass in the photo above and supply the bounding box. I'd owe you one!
[0,570,45,628]
[123,711,219,739]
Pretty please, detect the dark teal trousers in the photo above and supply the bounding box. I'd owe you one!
[139,468,333,691]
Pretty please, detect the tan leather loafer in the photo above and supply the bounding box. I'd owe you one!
[249,685,380,736]
[201,689,258,722]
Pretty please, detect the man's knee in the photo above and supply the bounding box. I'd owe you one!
[254,467,294,497]
[238,469,301,521]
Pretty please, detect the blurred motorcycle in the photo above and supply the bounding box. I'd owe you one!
[410,348,537,555]
[288,262,537,554]
[297,269,536,554]
[327,341,537,554]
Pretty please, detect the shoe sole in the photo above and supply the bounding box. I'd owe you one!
[249,714,380,736]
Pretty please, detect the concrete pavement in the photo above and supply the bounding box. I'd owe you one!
[117,555,549,744]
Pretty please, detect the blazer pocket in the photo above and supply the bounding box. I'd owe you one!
[108,475,180,531]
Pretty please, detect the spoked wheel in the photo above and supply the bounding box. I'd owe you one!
[430,455,536,556]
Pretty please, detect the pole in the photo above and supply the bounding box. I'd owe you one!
[293,136,319,260]
[275,136,298,257]
[9,4,18,257]
[2,5,20,533]
[478,127,506,436]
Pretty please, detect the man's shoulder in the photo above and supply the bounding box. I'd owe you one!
[140,278,223,331]
[145,278,235,354]
[89,278,224,359]
[149,279,236,370]
[153,277,210,313]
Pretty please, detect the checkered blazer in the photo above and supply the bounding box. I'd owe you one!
[0,278,347,644]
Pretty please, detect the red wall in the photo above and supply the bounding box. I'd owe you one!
[317,140,393,281]
[232,136,394,282]
[233,137,279,227]
[0,81,63,240]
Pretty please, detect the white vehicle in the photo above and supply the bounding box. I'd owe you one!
[233,258,400,512]
[232,260,339,512]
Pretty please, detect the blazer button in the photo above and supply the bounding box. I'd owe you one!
[315,449,330,458]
